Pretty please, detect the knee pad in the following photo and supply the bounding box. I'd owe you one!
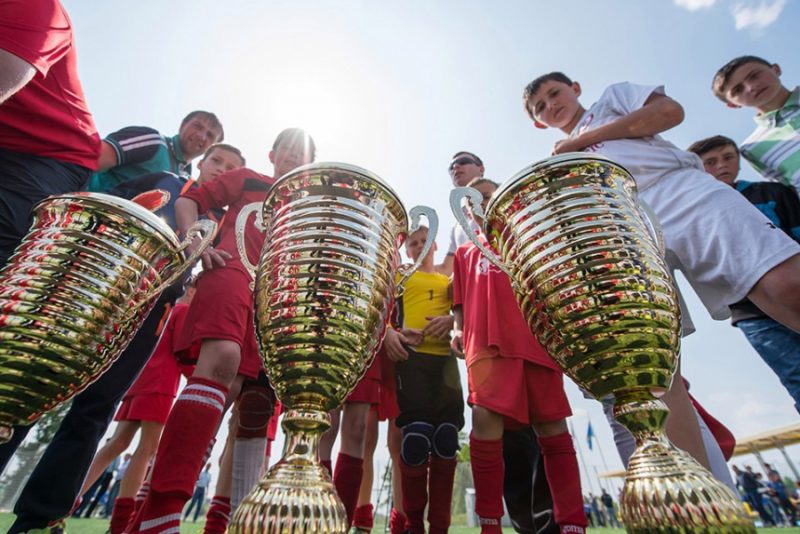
[432,423,460,459]
[235,384,276,439]
[401,422,434,466]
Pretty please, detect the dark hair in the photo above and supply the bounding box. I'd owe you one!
[687,135,739,157]
[523,72,574,119]
[451,151,484,167]
[467,177,500,189]
[180,110,225,142]
[712,56,773,102]
[202,143,246,166]
[272,128,317,160]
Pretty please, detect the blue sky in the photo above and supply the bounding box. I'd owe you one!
[59,0,800,497]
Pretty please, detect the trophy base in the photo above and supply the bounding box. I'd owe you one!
[230,459,347,534]
[621,438,756,533]
[0,424,11,443]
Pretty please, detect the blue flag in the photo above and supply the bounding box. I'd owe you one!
[587,421,595,450]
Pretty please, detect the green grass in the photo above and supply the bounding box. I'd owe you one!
[2,513,799,533]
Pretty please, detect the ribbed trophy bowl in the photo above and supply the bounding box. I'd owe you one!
[451,154,754,533]
[0,192,215,442]
[231,163,436,534]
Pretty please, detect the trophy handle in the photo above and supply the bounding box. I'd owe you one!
[449,187,517,283]
[638,199,666,254]
[395,206,438,296]
[136,218,218,308]
[235,202,266,283]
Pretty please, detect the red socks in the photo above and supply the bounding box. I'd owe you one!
[428,456,457,534]
[109,497,135,534]
[538,432,588,531]
[469,434,504,533]
[129,377,228,533]
[399,459,428,534]
[352,503,374,530]
[389,507,407,534]
[333,452,364,525]
[321,459,333,477]
[203,495,232,534]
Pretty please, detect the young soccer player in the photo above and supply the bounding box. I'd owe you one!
[452,178,587,534]
[712,56,800,189]
[688,134,800,412]
[127,128,315,534]
[383,225,464,534]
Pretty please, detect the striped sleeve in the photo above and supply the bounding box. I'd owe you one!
[103,126,166,167]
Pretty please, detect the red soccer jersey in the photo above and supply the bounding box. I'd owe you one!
[124,302,191,399]
[0,0,100,168]
[181,167,275,276]
[451,242,559,372]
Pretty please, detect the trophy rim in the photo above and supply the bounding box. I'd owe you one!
[489,153,636,214]
[34,192,181,249]
[267,161,408,224]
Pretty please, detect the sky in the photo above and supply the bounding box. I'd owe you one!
[29,0,800,504]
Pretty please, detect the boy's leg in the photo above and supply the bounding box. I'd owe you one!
[427,355,464,534]
[132,340,241,533]
[335,401,370,524]
[204,427,234,534]
[470,405,506,533]
[353,408,379,532]
[319,407,341,476]
[231,375,275,508]
[736,317,800,412]
[386,421,407,534]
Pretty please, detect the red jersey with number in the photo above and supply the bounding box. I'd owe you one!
[124,303,191,399]
[451,242,559,371]
[0,0,100,168]
[181,167,274,277]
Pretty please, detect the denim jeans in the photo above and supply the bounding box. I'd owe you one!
[736,317,800,413]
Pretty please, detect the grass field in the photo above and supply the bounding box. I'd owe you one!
[2,513,800,533]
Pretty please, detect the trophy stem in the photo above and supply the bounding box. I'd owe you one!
[230,408,348,534]
[613,397,756,533]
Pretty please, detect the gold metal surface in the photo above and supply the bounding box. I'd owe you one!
[230,163,436,533]
[451,153,754,533]
[0,192,215,442]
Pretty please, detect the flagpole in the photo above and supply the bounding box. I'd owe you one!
[569,419,595,495]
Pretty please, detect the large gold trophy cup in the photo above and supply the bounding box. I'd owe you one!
[451,154,754,533]
[0,192,215,442]
[231,163,436,533]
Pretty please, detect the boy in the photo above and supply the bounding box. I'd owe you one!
[452,178,587,534]
[712,55,800,189]
[522,72,800,333]
[383,225,464,534]
[688,134,800,412]
[88,110,224,193]
[127,128,315,534]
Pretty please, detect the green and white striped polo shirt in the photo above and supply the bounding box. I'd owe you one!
[741,86,800,191]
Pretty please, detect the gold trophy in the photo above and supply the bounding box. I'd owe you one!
[230,163,437,533]
[0,192,215,442]
[451,154,754,533]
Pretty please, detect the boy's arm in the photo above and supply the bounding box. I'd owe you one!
[451,305,464,357]
[95,126,165,172]
[175,196,230,269]
[773,184,800,242]
[554,92,685,155]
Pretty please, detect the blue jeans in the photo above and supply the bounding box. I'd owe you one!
[185,487,206,522]
[736,318,800,413]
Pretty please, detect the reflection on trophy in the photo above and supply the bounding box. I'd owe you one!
[451,154,754,533]
[0,192,215,443]
[230,163,437,534]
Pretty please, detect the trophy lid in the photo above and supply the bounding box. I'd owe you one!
[35,192,181,249]
[264,162,408,227]
[489,153,636,214]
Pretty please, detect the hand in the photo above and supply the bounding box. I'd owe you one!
[552,136,589,155]
[186,237,231,270]
[423,315,454,339]
[450,331,464,359]
[383,329,409,362]
[398,328,424,347]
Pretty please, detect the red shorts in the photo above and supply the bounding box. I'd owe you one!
[114,394,174,424]
[175,266,262,379]
[346,352,382,405]
[377,348,400,421]
[468,357,571,426]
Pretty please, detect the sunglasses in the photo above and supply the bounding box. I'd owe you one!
[448,156,480,172]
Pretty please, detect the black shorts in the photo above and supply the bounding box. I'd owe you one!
[395,348,465,429]
[0,148,90,267]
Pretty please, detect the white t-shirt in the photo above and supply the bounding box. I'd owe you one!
[447,217,480,255]
[570,82,704,191]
